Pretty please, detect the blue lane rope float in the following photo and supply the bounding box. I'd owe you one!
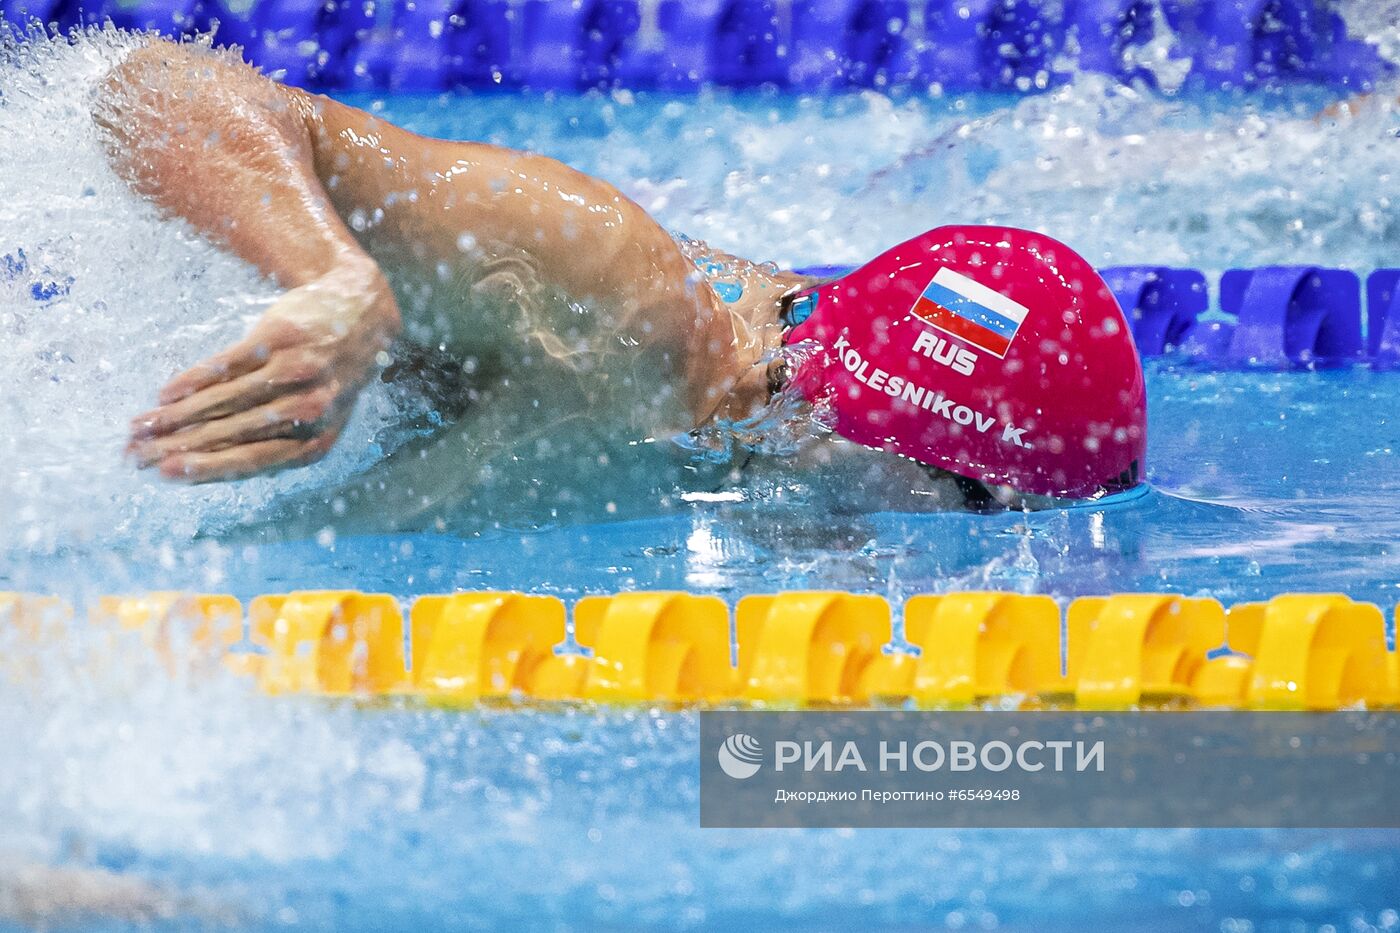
[614,0,715,90]
[519,0,637,91]
[789,0,914,90]
[1072,0,1161,87]
[2,0,1391,92]
[922,0,1063,92]
[4,590,1398,709]
[1100,266,1209,357]
[1365,270,1400,369]
[373,0,512,92]
[1218,266,1364,367]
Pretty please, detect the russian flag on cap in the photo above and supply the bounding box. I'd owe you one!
[911,267,1030,358]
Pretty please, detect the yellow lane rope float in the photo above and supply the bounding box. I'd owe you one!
[2,590,1397,710]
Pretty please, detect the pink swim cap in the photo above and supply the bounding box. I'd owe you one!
[783,225,1146,499]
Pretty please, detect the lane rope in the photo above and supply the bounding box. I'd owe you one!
[4,590,1397,709]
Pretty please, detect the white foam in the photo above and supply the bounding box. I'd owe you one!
[0,608,426,872]
[0,30,400,554]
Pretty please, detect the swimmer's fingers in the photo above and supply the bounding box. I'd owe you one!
[129,386,343,467]
[155,415,347,484]
[130,352,325,440]
[155,335,274,406]
[154,314,319,406]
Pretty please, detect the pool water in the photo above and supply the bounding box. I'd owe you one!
[1,27,1399,932]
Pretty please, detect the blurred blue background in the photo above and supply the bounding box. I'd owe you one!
[0,0,1392,93]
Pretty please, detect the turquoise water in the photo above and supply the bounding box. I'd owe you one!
[2,31,1400,931]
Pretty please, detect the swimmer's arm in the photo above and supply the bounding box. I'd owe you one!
[97,43,400,482]
[304,98,773,424]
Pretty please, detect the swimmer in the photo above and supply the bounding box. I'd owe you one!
[102,39,1145,513]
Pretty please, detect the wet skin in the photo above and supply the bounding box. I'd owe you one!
[95,39,804,484]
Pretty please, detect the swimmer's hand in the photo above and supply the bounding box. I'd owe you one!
[127,261,401,483]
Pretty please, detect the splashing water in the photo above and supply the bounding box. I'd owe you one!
[0,599,427,928]
[1338,0,1400,64]
[603,76,1400,274]
[0,31,405,555]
